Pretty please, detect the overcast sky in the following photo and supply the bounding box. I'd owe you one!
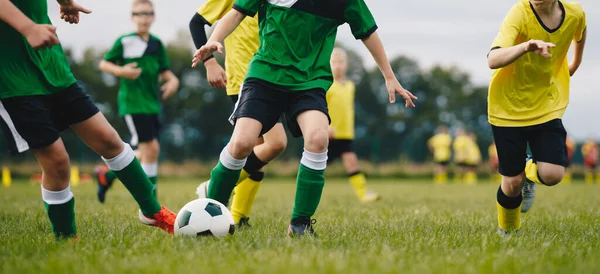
[47,0,599,140]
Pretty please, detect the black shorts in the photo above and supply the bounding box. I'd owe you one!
[124,114,160,146]
[229,78,329,138]
[491,119,567,177]
[327,139,353,163]
[0,83,99,154]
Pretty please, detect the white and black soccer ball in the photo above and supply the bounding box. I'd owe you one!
[174,198,235,237]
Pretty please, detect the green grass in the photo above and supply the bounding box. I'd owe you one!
[1,179,599,274]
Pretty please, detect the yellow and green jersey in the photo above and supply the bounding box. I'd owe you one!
[197,0,259,96]
[0,0,76,99]
[233,0,377,91]
[428,133,452,162]
[326,80,355,140]
[104,33,170,116]
[488,0,586,127]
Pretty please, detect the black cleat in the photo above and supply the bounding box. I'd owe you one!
[287,217,317,238]
[237,217,251,228]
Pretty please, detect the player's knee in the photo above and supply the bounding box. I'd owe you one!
[303,128,329,152]
[46,153,71,181]
[228,137,255,158]
[144,139,160,161]
[98,129,124,156]
[267,136,287,155]
[539,168,565,186]
[502,174,525,195]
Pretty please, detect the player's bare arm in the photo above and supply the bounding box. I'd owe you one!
[362,32,417,108]
[0,0,59,49]
[56,0,91,24]
[488,40,556,69]
[569,28,587,76]
[189,13,228,88]
[192,10,246,67]
[159,70,180,100]
[99,61,142,80]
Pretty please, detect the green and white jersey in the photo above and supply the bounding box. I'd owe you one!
[233,0,376,92]
[104,33,170,116]
[0,0,76,100]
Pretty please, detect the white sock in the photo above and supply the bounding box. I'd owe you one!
[102,143,135,171]
[141,162,158,178]
[41,185,74,205]
[220,145,247,170]
[300,149,328,170]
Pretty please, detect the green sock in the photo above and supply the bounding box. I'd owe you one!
[291,164,325,220]
[149,176,157,198]
[113,157,161,217]
[208,161,241,205]
[44,198,76,239]
[106,170,117,182]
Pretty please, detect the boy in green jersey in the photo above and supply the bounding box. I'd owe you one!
[0,0,176,239]
[93,0,179,215]
[192,0,417,237]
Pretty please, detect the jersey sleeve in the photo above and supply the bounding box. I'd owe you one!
[197,0,234,25]
[491,4,524,49]
[573,6,586,42]
[343,0,378,40]
[104,38,124,64]
[158,41,170,72]
[233,0,264,17]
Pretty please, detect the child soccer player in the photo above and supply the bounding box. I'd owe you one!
[489,141,501,183]
[464,132,481,184]
[453,129,470,183]
[487,0,586,234]
[326,47,380,202]
[94,0,180,209]
[428,126,452,184]
[189,0,288,227]
[582,136,598,184]
[563,135,576,183]
[191,0,417,237]
[0,0,176,239]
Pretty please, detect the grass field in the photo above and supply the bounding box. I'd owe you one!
[1,178,599,274]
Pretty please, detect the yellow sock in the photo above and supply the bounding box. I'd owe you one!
[464,171,477,184]
[236,169,250,185]
[454,173,462,183]
[497,202,521,232]
[2,167,11,187]
[525,158,544,185]
[433,173,443,184]
[231,176,262,224]
[584,172,594,184]
[562,172,572,184]
[349,173,368,198]
[440,171,448,184]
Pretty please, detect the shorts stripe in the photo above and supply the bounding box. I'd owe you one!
[0,101,29,152]
[124,115,139,146]
[228,84,244,126]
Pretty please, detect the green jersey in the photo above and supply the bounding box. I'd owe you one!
[233,0,376,92]
[0,0,76,100]
[104,33,170,116]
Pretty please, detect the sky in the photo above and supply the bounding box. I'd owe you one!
[47,0,599,140]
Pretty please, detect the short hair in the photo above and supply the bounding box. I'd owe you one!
[132,0,153,8]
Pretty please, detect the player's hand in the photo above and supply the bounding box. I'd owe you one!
[191,41,224,68]
[119,63,142,80]
[386,78,417,108]
[161,80,179,100]
[23,24,59,50]
[204,59,227,88]
[58,0,92,24]
[524,40,555,59]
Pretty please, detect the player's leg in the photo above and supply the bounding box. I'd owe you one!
[584,164,594,184]
[525,119,567,187]
[341,147,380,203]
[439,162,449,183]
[138,138,160,198]
[133,114,161,198]
[465,164,478,185]
[492,125,527,234]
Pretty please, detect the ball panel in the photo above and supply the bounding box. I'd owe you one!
[189,210,211,232]
[209,215,233,237]
[205,202,223,217]
[177,209,192,228]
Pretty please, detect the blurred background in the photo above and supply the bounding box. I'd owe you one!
[1,0,598,179]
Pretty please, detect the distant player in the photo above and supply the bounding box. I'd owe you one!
[452,129,470,183]
[189,0,288,227]
[327,48,380,202]
[582,137,598,184]
[0,0,175,239]
[427,126,452,184]
[563,135,576,183]
[192,0,417,237]
[464,132,481,184]
[489,141,500,183]
[487,0,586,234]
[94,0,180,210]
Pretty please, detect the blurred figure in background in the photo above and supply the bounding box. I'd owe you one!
[453,129,470,183]
[489,141,501,183]
[582,136,598,184]
[563,135,576,183]
[464,132,481,184]
[428,126,452,184]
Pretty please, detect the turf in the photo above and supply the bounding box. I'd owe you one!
[1,179,599,274]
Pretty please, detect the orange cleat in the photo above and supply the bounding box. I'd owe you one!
[143,206,176,234]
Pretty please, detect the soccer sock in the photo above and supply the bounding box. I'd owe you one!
[584,171,594,184]
[42,185,76,239]
[563,171,572,184]
[465,171,477,184]
[348,171,367,198]
[231,171,263,223]
[141,162,158,198]
[237,151,267,185]
[291,149,327,220]
[496,186,522,232]
[102,143,161,217]
[208,146,246,205]
[525,158,547,185]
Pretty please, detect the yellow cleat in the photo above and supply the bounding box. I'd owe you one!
[360,190,381,203]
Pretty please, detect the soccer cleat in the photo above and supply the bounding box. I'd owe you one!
[237,217,251,228]
[521,156,536,213]
[141,206,176,234]
[138,209,157,225]
[94,165,114,203]
[497,227,520,236]
[360,190,381,203]
[287,217,317,238]
[196,180,210,198]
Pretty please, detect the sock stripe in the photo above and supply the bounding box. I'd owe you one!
[141,162,158,177]
[220,145,247,170]
[347,171,362,177]
[249,171,265,181]
[102,143,135,171]
[496,186,522,209]
[300,149,327,170]
[41,185,74,205]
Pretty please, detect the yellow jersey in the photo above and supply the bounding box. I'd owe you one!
[326,80,355,140]
[428,133,452,162]
[197,0,259,96]
[466,139,481,165]
[488,0,586,127]
[453,136,470,164]
[488,143,498,159]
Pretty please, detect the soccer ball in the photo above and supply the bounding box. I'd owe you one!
[174,198,235,237]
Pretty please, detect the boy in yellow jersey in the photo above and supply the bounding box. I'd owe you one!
[189,0,287,227]
[489,141,501,183]
[427,126,452,184]
[582,136,598,184]
[464,132,481,184]
[326,48,379,202]
[487,0,586,234]
[563,135,576,183]
[452,129,470,183]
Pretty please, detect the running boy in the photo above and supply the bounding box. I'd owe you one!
[192,0,417,237]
